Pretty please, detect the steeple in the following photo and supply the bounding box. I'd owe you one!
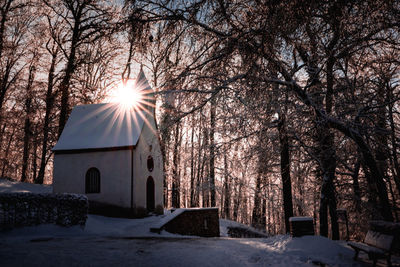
[135,66,155,114]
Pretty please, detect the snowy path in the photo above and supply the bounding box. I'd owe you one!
[0,179,383,266]
[0,214,369,267]
[0,235,367,267]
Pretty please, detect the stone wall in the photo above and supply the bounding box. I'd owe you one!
[289,217,315,237]
[162,208,220,237]
[0,192,88,230]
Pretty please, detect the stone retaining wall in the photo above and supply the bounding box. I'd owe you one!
[153,208,220,237]
[0,192,88,230]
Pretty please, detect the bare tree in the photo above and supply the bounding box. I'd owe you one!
[43,0,116,136]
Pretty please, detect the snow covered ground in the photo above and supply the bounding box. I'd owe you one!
[0,179,384,266]
[0,178,52,194]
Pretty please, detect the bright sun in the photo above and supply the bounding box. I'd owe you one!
[108,80,142,109]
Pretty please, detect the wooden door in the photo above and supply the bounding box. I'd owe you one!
[146,176,155,212]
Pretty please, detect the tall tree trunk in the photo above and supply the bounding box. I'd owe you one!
[233,176,243,221]
[318,128,339,239]
[387,171,399,221]
[159,105,173,208]
[372,81,396,218]
[209,97,216,207]
[375,82,391,199]
[31,135,38,182]
[57,62,74,137]
[261,192,267,230]
[252,173,263,229]
[1,127,15,178]
[181,145,188,207]
[202,162,209,207]
[294,160,305,216]
[0,122,7,173]
[356,134,393,221]
[290,72,394,221]
[242,191,249,224]
[0,1,12,126]
[160,127,169,208]
[352,155,362,209]
[58,14,81,137]
[0,1,17,121]
[223,152,230,219]
[36,44,58,184]
[0,0,13,61]
[163,147,169,208]
[0,59,14,126]
[319,57,339,240]
[190,114,196,207]
[387,82,400,196]
[297,28,340,238]
[21,63,36,182]
[278,113,294,233]
[195,122,203,207]
[202,126,209,207]
[171,122,181,208]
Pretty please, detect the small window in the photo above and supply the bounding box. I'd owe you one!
[204,219,208,230]
[147,156,154,172]
[85,168,100,193]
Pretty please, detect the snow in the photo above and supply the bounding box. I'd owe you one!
[0,179,378,266]
[152,208,218,230]
[151,208,186,229]
[52,103,145,151]
[53,68,155,152]
[0,178,52,193]
[219,219,268,238]
[0,226,364,267]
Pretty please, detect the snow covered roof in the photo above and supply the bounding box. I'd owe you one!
[53,103,146,152]
[53,68,155,152]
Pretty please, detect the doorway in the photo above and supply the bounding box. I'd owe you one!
[146,176,155,212]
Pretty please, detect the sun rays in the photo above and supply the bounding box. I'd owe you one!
[54,69,159,151]
[106,75,156,114]
[107,79,143,111]
[98,71,158,142]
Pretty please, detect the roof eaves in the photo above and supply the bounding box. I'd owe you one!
[53,145,136,155]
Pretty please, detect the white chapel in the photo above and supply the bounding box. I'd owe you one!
[52,69,163,217]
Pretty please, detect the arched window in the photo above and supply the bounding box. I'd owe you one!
[147,156,154,172]
[85,168,100,193]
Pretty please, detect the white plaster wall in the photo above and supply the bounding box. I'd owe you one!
[53,150,132,208]
[133,112,164,210]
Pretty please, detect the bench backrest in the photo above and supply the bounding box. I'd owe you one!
[364,230,394,251]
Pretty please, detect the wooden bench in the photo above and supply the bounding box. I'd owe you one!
[348,230,394,266]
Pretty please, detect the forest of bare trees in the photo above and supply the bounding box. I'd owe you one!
[1,0,399,240]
